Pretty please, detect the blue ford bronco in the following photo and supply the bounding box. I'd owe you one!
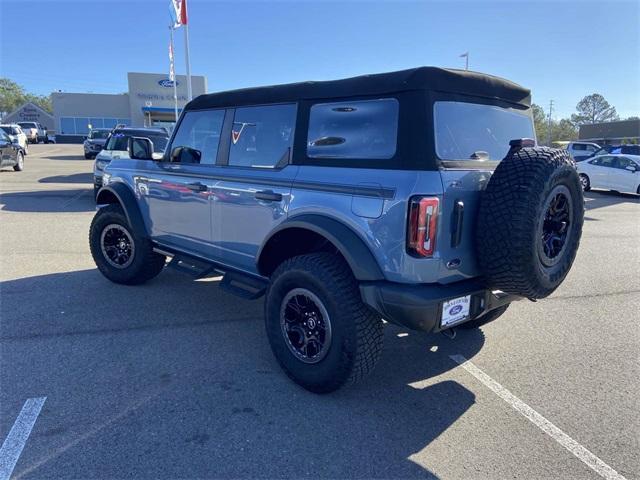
[90,67,584,393]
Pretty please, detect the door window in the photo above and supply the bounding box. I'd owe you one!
[228,104,296,168]
[613,156,635,170]
[170,109,225,164]
[590,156,615,167]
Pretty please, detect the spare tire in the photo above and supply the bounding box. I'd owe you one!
[476,147,584,299]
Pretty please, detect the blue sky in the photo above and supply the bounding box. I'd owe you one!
[1,0,639,119]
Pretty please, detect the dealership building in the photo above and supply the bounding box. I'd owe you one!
[51,72,206,142]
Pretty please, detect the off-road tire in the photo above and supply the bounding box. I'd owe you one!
[458,304,509,330]
[13,152,24,171]
[89,204,165,285]
[579,174,591,192]
[477,147,584,299]
[265,253,383,393]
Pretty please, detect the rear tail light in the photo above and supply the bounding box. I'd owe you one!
[407,196,439,257]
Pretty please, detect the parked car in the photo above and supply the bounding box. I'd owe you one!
[0,129,26,171]
[83,128,111,159]
[590,144,640,157]
[16,121,47,144]
[577,154,640,194]
[93,127,169,196]
[566,141,600,161]
[89,67,584,392]
[0,124,28,154]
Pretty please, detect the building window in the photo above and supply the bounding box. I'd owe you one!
[58,117,131,134]
[60,117,75,135]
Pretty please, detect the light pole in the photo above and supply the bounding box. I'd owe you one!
[460,52,469,70]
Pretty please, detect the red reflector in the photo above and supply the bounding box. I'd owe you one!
[407,197,439,257]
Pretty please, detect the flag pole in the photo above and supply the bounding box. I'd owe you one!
[169,27,179,123]
[183,20,193,101]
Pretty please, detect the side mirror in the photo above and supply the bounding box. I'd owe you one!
[128,136,154,160]
[625,165,637,172]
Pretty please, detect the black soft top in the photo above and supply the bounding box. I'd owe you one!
[187,66,531,111]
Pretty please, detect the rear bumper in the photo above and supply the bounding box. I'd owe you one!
[360,278,520,333]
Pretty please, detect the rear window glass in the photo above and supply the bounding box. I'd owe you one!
[434,101,535,161]
[89,130,110,139]
[307,98,399,159]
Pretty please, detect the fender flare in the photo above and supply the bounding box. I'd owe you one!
[96,183,149,239]
[257,214,385,281]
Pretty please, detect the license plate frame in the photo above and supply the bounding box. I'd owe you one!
[440,295,471,328]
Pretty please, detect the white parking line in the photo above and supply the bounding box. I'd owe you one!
[0,397,46,480]
[450,355,626,480]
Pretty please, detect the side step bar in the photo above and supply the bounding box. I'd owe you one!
[161,250,268,300]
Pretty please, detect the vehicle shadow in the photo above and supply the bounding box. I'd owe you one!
[45,154,87,161]
[39,173,94,184]
[0,188,94,212]
[584,190,639,212]
[2,267,485,479]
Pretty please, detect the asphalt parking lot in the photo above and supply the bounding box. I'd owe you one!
[1,144,639,479]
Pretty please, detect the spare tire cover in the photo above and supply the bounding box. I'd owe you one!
[476,147,584,299]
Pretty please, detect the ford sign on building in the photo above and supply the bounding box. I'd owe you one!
[51,72,206,142]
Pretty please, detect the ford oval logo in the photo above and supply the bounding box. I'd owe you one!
[449,305,463,315]
[158,79,178,88]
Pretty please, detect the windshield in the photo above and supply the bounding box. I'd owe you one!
[18,122,36,129]
[1,126,15,135]
[434,101,535,161]
[89,130,110,139]
[105,132,169,153]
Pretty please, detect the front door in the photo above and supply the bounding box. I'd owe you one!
[211,103,298,274]
[142,108,226,258]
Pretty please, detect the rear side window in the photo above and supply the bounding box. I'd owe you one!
[228,104,296,168]
[307,98,399,159]
[573,144,586,151]
[170,110,225,164]
[434,101,535,161]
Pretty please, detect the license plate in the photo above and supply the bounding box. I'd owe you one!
[441,295,471,327]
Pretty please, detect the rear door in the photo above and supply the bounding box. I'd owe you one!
[588,156,615,188]
[211,103,298,274]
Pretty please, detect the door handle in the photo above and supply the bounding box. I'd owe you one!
[255,190,282,202]
[186,182,208,192]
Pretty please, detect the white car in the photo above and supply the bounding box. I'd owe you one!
[16,121,48,143]
[577,154,640,195]
[0,124,28,153]
[566,141,600,162]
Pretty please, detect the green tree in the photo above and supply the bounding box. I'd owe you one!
[0,77,52,116]
[570,93,619,125]
[532,103,548,144]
